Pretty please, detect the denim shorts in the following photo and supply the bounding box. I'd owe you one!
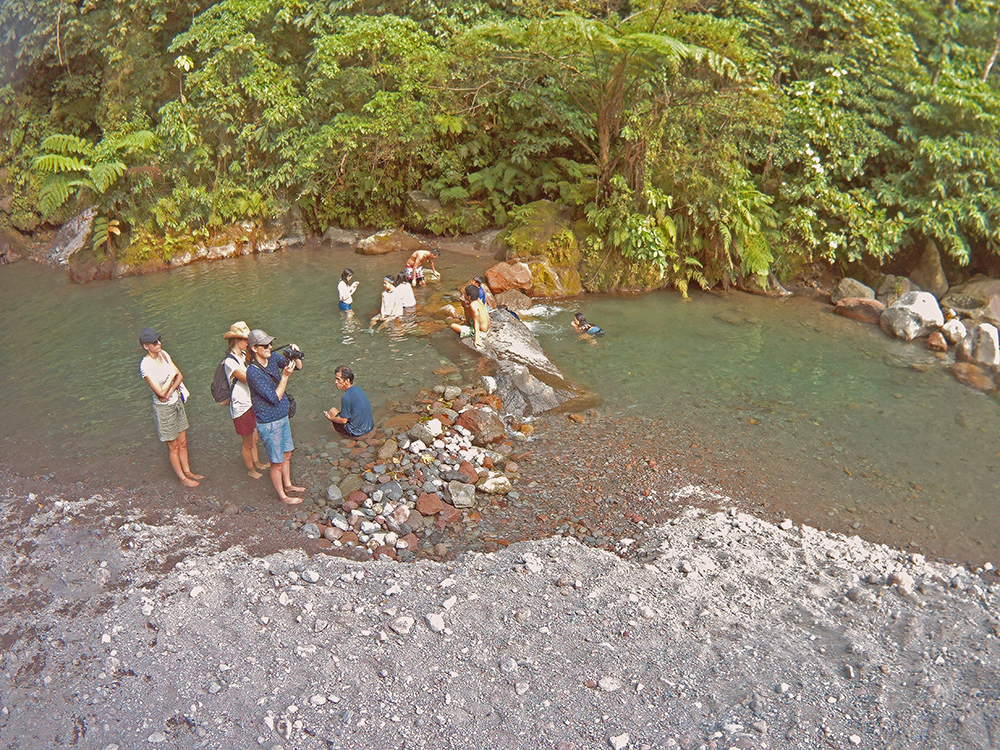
[338,300,352,311]
[257,416,294,464]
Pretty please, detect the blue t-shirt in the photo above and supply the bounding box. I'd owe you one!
[340,384,374,436]
[246,353,290,424]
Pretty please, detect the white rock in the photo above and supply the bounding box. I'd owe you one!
[147,732,167,743]
[879,291,944,341]
[409,440,427,454]
[425,418,444,437]
[779,519,794,530]
[478,473,512,495]
[425,613,446,633]
[189,585,205,598]
[500,656,518,673]
[309,694,327,706]
[942,318,967,343]
[390,616,415,635]
[521,553,544,574]
[598,676,622,692]
[609,732,630,750]
[442,596,458,610]
[971,323,1000,367]
[515,681,529,695]
[301,570,320,584]
[849,735,861,745]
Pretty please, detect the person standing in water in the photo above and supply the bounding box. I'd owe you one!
[221,321,269,479]
[138,327,204,488]
[338,269,359,312]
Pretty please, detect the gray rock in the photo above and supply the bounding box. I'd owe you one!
[43,208,95,268]
[409,422,441,445]
[326,485,343,503]
[322,227,358,247]
[831,278,875,303]
[381,481,404,502]
[300,523,321,539]
[970,323,1000,367]
[390,616,415,635]
[448,481,476,508]
[494,361,577,418]
[908,238,949,298]
[880,292,944,341]
[442,386,462,401]
[466,308,563,379]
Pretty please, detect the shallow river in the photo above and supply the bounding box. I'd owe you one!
[2,244,998,564]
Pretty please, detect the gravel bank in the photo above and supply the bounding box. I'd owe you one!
[2,483,998,750]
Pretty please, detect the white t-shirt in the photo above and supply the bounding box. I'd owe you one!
[338,279,359,304]
[140,351,179,405]
[380,288,403,319]
[394,283,416,309]
[223,352,253,419]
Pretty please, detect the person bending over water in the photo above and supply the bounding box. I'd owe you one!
[338,268,359,312]
[245,328,305,504]
[404,248,439,286]
[222,321,269,479]
[138,327,204,488]
[450,284,491,348]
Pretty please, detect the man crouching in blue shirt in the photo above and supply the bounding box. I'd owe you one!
[324,366,375,439]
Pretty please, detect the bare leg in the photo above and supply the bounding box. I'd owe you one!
[175,431,205,481]
[282,452,305,493]
[252,431,268,471]
[270,460,301,504]
[167,436,199,487]
[241,433,263,478]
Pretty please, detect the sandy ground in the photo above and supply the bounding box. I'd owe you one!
[2,475,998,750]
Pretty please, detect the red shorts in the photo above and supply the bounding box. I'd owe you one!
[233,408,257,436]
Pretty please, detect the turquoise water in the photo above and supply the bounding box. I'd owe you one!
[2,247,998,563]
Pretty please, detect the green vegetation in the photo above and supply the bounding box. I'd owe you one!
[2,0,999,289]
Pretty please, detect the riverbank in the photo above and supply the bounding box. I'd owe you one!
[2,470,998,749]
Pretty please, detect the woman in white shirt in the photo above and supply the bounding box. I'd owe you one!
[371,276,404,326]
[222,321,270,478]
[394,272,417,313]
[139,327,204,488]
[338,268,359,312]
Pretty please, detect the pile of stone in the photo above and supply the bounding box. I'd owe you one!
[296,380,528,560]
[831,276,1000,392]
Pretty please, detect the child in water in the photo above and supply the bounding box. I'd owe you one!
[338,269,359,311]
[572,312,605,336]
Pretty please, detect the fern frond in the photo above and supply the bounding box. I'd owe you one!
[33,154,91,175]
[115,130,157,153]
[39,133,93,157]
[37,175,75,215]
[91,215,109,253]
[91,161,127,193]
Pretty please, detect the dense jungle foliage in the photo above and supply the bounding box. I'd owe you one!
[2,0,999,289]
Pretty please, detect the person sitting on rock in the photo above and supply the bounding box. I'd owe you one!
[404,248,439,286]
[450,284,491,348]
[572,312,604,336]
[324,366,375,438]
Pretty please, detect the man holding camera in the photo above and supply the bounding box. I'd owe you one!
[246,328,305,504]
[324,366,374,439]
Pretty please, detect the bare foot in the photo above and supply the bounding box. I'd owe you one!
[280,496,303,505]
[248,469,264,479]
[254,462,270,471]
[285,484,306,493]
[180,477,200,488]
[186,473,206,480]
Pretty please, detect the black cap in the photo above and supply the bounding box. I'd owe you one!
[139,327,160,345]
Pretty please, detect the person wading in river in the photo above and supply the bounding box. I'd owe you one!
[245,328,305,505]
[138,327,204,488]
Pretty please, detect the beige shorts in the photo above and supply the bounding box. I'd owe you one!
[152,400,189,442]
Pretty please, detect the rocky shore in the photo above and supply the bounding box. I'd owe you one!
[2,476,998,750]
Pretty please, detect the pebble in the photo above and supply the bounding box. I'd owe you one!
[609,732,630,750]
[147,733,167,743]
[515,681,529,695]
[500,657,518,673]
[390,616,415,635]
[598,676,622,692]
[301,570,320,584]
[425,613,445,633]
[849,736,861,746]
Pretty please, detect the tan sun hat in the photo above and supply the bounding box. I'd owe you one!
[223,321,251,340]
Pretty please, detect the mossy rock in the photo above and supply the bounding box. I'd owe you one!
[501,200,579,264]
[579,244,665,292]
[526,257,583,298]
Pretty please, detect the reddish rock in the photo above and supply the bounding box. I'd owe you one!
[391,504,410,524]
[340,531,360,545]
[400,532,419,551]
[457,461,479,484]
[433,365,459,376]
[834,297,886,325]
[373,545,398,560]
[315,538,332,549]
[436,503,462,525]
[951,362,996,392]
[456,408,506,445]
[323,526,343,541]
[477,394,503,411]
[485,261,533,294]
[416,492,445,515]
[481,455,494,469]
[452,396,468,410]
[347,490,368,506]
[568,413,586,424]
[406,509,425,529]
[506,461,520,474]
[342,499,360,512]
[926,331,948,352]
[433,413,454,427]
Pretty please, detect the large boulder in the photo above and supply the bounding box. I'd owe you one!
[498,200,575,262]
[831,278,875,303]
[493,361,577,418]
[43,208,96,268]
[322,227,358,247]
[834,297,885,325]
[940,277,1000,326]
[879,291,944,341]
[526,257,583,298]
[495,289,533,311]
[877,275,920,308]
[0,228,26,265]
[486,262,533,294]
[356,229,425,256]
[970,323,1000,367]
[908,238,949,298]
[464,308,563,379]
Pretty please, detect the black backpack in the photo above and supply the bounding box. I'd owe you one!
[210,353,238,405]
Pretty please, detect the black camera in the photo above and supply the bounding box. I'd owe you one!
[278,344,305,362]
